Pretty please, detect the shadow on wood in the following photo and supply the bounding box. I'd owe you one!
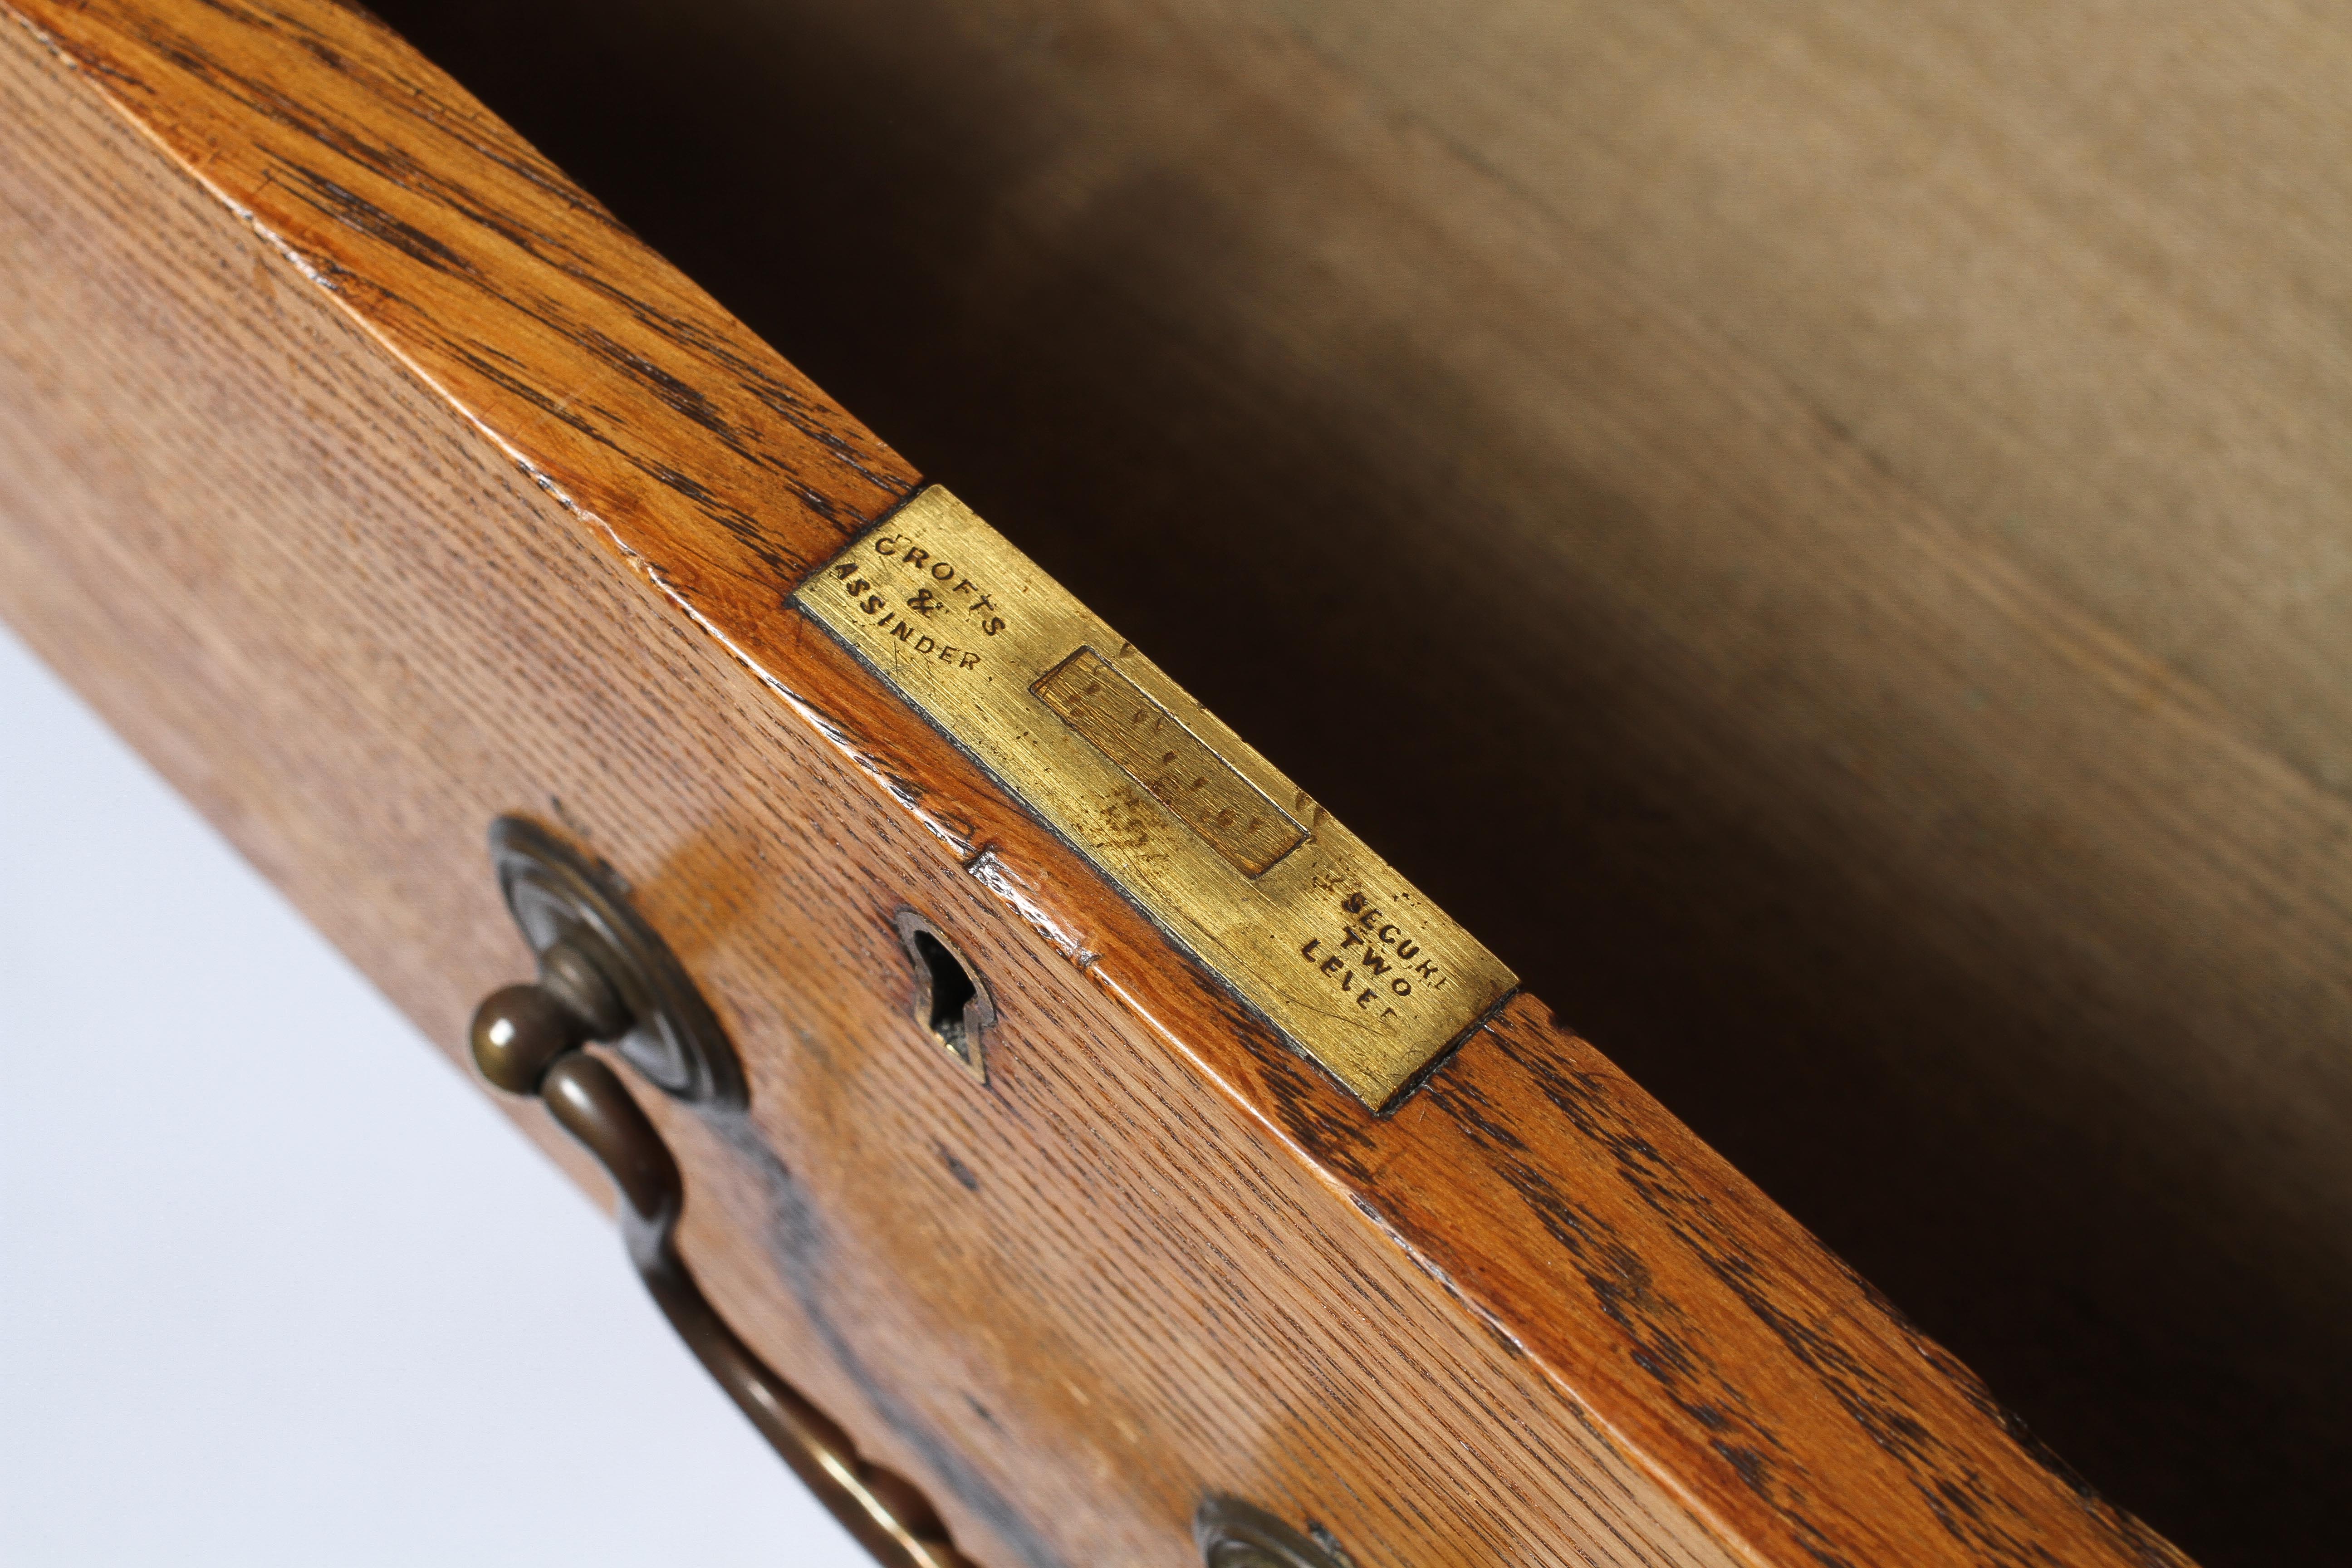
[368,3,2352,1562]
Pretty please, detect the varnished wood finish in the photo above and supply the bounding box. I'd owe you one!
[0,1,2293,1566]
[361,5,2352,1561]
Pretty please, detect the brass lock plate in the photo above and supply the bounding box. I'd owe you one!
[792,487,1515,1108]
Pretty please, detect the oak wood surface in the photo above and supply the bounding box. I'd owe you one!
[358,3,2352,1561]
[0,1,2313,1566]
[0,15,1774,1563]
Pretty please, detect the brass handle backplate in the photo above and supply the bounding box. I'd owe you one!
[467,817,975,1568]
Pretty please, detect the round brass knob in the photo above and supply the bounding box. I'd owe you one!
[489,817,741,1106]
[468,981,587,1095]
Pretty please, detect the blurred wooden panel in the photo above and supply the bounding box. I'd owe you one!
[364,2,2352,1562]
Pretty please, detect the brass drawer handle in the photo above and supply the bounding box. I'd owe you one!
[468,818,975,1568]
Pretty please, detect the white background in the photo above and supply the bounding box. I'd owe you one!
[0,620,869,1567]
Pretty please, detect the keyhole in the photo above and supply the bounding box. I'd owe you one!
[916,929,977,1050]
[893,911,992,1083]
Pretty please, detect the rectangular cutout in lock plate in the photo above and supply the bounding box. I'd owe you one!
[1032,647,1307,879]
[791,487,1516,1108]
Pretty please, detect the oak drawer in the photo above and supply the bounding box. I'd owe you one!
[5,3,2344,1564]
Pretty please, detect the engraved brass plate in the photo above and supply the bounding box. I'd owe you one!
[793,488,1516,1107]
[1033,648,1307,878]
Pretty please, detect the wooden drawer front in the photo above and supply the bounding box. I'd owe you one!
[13,1,2342,1565]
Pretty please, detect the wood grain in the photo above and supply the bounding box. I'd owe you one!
[353,3,2352,1561]
[0,1,2258,1566]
